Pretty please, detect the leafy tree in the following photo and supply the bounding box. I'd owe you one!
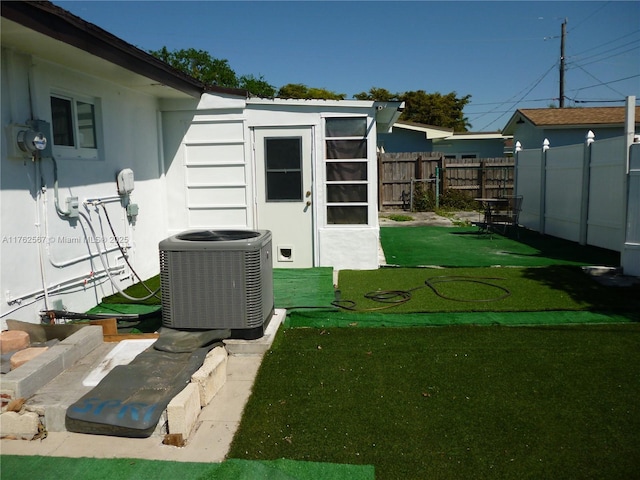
[400,90,471,131]
[353,87,399,102]
[277,83,345,100]
[149,47,239,88]
[239,74,277,98]
[353,87,471,131]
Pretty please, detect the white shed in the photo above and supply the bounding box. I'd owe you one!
[162,94,402,270]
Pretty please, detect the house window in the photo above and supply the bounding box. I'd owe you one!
[325,117,369,225]
[444,153,478,160]
[265,137,303,201]
[50,93,99,158]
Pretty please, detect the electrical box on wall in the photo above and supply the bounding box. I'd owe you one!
[117,169,135,195]
[4,120,52,159]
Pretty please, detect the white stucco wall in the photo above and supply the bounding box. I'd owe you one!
[1,49,167,326]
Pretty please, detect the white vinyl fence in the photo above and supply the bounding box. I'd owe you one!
[515,134,634,254]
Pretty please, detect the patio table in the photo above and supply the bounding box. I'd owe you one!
[474,197,509,234]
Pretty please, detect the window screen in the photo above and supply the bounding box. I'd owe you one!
[325,117,369,225]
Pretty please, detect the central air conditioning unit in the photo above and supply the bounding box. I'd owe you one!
[159,230,274,340]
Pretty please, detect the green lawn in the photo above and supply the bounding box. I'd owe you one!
[337,265,640,314]
[229,324,640,480]
[380,226,620,267]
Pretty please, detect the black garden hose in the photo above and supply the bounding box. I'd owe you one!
[331,275,511,312]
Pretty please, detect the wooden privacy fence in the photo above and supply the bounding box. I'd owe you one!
[378,152,515,210]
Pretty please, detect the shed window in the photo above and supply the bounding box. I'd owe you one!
[325,117,369,225]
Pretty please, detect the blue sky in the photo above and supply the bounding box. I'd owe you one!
[56,1,639,131]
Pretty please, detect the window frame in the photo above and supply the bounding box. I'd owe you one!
[324,116,370,226]
[50,91,102,160]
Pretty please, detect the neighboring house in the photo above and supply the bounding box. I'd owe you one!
[379,120,512,158]
[0,1,402,326]
[503,106,640,149]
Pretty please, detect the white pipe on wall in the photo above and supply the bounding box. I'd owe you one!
[3,264,124,310]
[43,190,122,268]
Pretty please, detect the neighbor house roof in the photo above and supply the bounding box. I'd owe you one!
[1,1,248,99]
[392,121,511,141]
[392,121,453,139]
[503,106,640,135]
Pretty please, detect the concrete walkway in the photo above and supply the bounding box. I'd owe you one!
[1,354,260,462]
[1,311,284,463]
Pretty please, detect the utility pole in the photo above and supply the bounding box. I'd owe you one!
[559,18,567,108]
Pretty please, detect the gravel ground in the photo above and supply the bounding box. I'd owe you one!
[378,210,479,227]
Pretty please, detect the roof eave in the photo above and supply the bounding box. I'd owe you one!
[1,1,214,99]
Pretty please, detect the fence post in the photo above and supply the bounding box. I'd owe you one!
[378,153,383,212]
[440,157,448,195]
[415,155,422,182]
[435,166,440,209]
[479,159,486,198]
[540,138,550,233]
[514,141,521,197]
[410,178,415,212]
[579,131,595,245]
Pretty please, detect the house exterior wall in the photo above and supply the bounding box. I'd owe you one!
[378,129,508,158]
[432,138,507,158]
[1,48,167,326]
[378,128,433,153]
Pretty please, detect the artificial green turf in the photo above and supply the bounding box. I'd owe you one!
[380,226,620,267]
[97,268,334,309]
[0,456,374,480]
[228,325,640,480]
[336,265,640,314]
[284,310,639,328]
[100,275,161,305]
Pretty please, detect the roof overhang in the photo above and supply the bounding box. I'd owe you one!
[439,132,512,141]
[374,101,405,133]
[245,97,405,131]
[1,1,247,100]
[391,121,453,140]
[502,110,531,135]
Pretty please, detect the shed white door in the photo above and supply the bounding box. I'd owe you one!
[253,126,314,268]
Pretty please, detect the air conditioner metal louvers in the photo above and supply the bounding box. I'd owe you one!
[158,230,274,339]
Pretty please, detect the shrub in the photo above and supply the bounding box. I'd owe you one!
[439,189,477,211]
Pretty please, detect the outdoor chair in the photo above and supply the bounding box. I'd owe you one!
[489,195,523,237]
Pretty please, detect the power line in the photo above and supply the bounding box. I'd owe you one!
[572,73,640,92]
[570,30,640,60]
[571,44,640,69]
[566,1,611,33]
[472,62,558,131]
[571,65,628,97]
[468,62,557,122]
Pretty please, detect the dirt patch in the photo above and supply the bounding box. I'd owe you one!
[379,210,478,227]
